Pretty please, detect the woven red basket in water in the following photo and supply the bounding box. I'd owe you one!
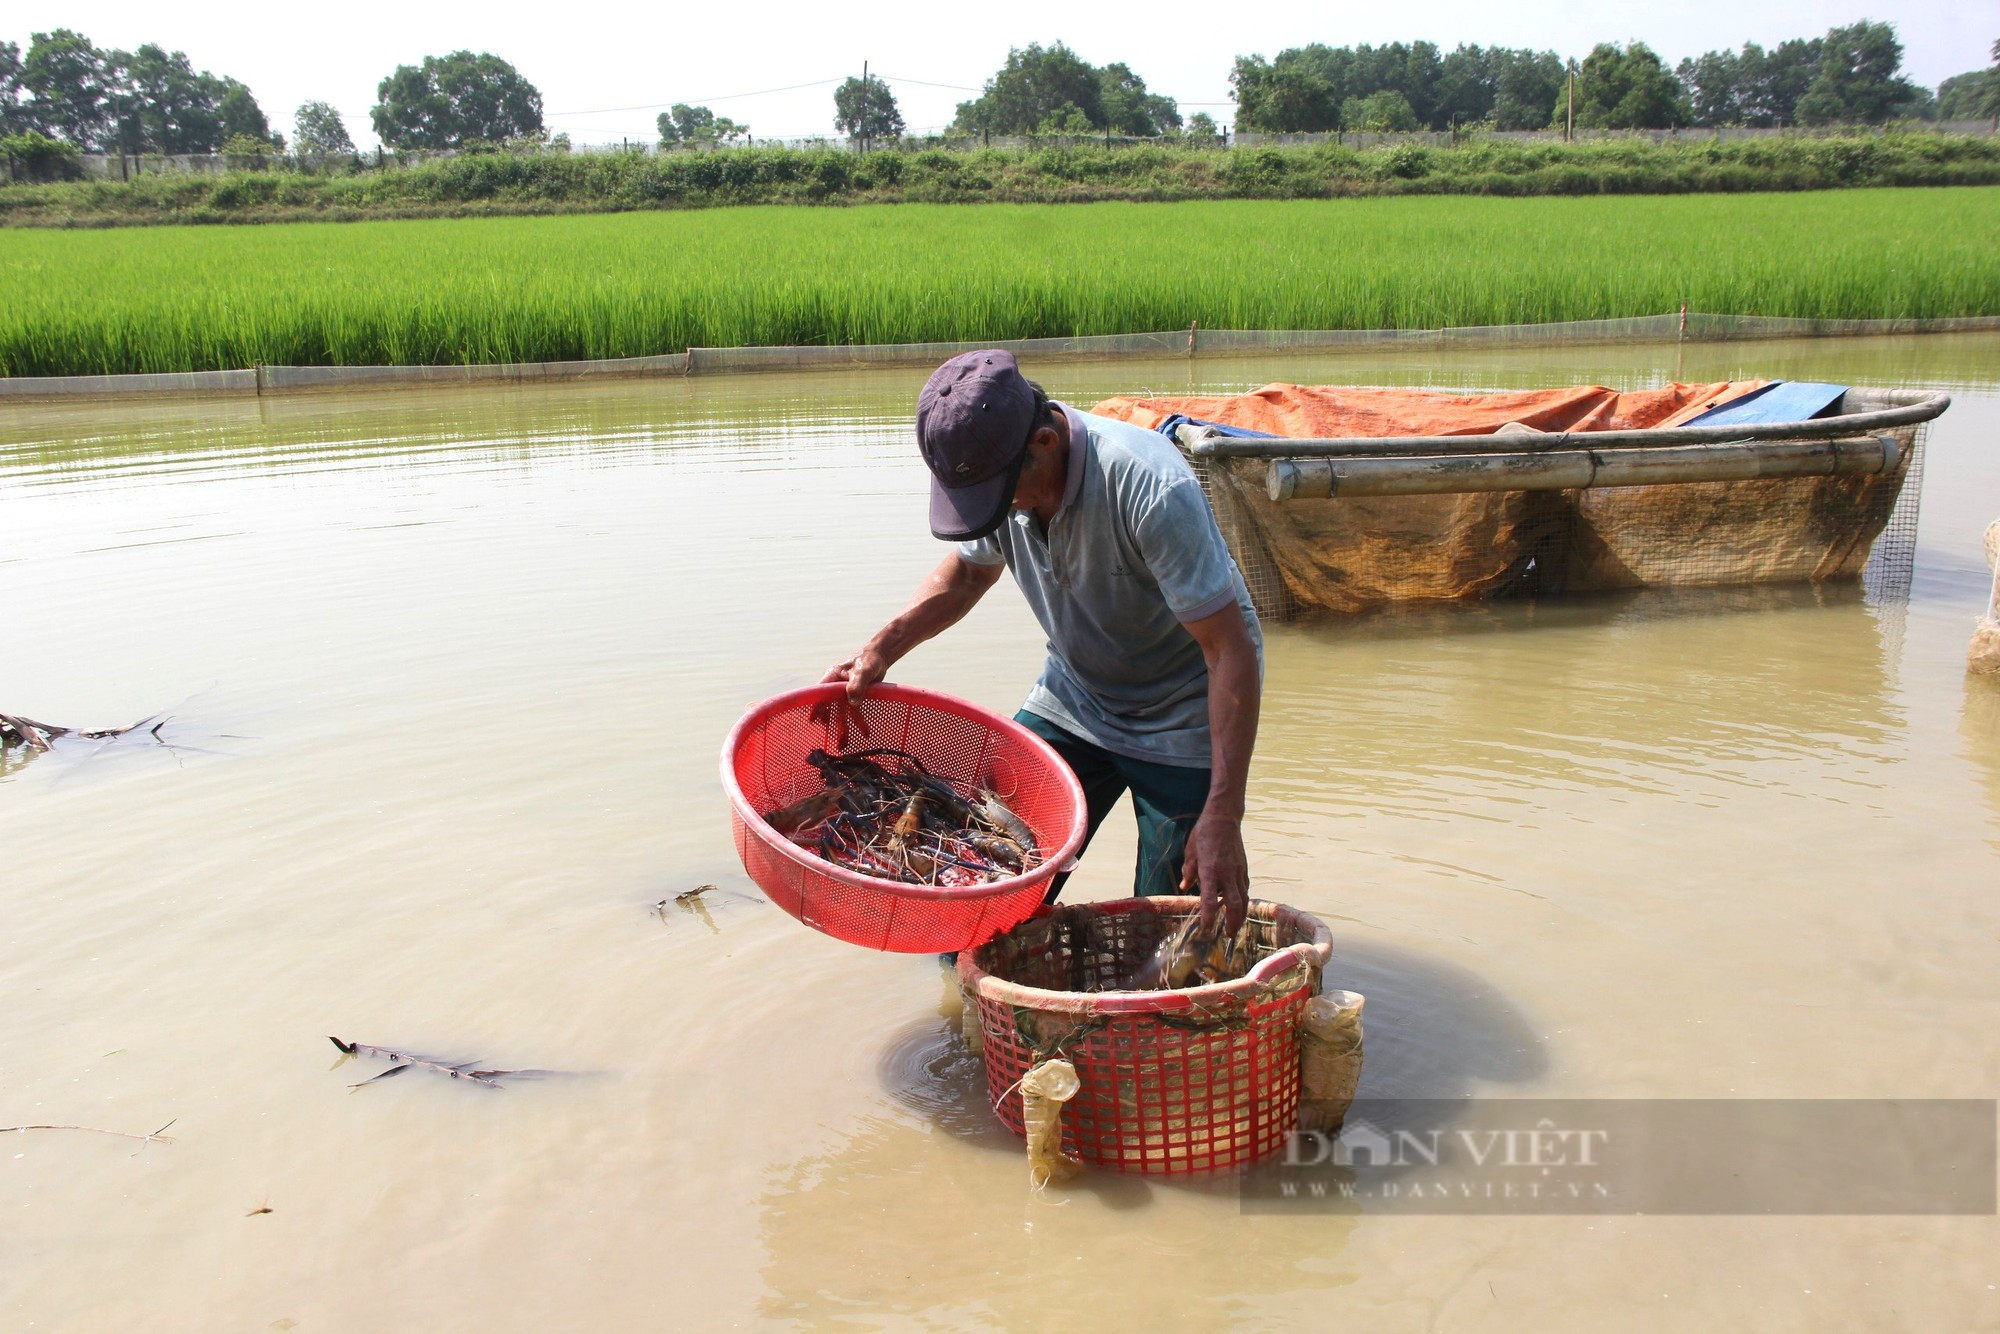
[961,896,1333,1174]
[721,684,1088,953]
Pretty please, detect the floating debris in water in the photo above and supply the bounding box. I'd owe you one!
[0,709,167,752]
[651,884,762,933]
[1,1119,176,1147]
[327,1037,561,1090]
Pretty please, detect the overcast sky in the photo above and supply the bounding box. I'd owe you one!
[12,0,1993,148]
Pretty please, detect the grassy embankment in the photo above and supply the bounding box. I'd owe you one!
[2,190,1996,377]
[2,135,1999,227]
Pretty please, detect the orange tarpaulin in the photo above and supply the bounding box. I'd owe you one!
[1092,381,1769,439]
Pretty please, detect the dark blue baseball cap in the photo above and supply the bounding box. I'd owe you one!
[916,350,1037,542]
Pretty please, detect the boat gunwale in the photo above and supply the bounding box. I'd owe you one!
[1180,387,1950,460]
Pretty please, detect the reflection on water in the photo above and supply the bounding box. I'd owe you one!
[1260,583,1899,824]
[876,1015,1016,1144]
[765,1021,1360,1328]
[6,329,1999,483]
[3,333,1999,1330]
[773,942,1537,1324]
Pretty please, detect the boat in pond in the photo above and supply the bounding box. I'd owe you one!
[1093,381,1952,618]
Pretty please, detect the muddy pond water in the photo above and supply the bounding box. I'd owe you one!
[4,334,1998,1330]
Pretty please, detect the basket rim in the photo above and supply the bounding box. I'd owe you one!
[956,895,1333,1014]
[720,681,1090,903]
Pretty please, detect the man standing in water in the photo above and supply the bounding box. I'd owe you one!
[824,350,1262,932]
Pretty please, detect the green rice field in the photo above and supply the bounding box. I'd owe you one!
[3,189,1996,377]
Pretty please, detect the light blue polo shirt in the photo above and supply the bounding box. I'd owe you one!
[957,404,1263,767]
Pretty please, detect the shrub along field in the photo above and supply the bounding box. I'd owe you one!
[3,137,1999,228]
[2,189,1996,376]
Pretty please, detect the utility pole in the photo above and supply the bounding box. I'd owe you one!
[860,61,870,152]
[1565,60,1576,143]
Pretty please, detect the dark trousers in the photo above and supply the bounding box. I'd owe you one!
[1015,710,1213,902]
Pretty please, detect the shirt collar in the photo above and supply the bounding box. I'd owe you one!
[1055,402,1088,514]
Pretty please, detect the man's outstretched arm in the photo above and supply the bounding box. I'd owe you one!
[1179,600,1261,933]
[823,552,1005,698]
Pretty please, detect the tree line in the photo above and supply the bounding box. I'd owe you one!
[0,30,278,155]
[1234,24,1999,134]
[3,22,1997,175]
[0,33,547,162]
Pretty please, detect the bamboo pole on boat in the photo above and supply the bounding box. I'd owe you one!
[1266,434,1899,502]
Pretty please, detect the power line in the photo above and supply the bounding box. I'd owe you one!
[873,73,985,93]
[548,78,843,116]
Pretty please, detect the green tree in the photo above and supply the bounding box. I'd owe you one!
[1343,89,1418,131]
[1492,49,1562,129]
[118,45,237,153]
[221,132,277,158]
[98,52,145,154]
[953,42,1106,134]
[833,76,903,142]
[1750,38,1822,125]
[371,51,542,150]
[218,79,280,149]
[293,100,354,154]
[1935,70,1981,120]
[21,29,113,146]
[1097,61,1179,134]
[666,103,715,143]
[1393,41,1443,126]
[1233,40,1491,131]
[1185,110,1220,141]
[0,128,83,180]
[1794,20,1924,124]
[1557,41,1689,129]
[1677,48,1745,126]
[8,32,274,154]
[1230,52,1339,132]
[1039,102,1094,135]
[657,102,747,146]
[0,41,25,136]
[1433,45,1496,126]
[1936,43,2000,121]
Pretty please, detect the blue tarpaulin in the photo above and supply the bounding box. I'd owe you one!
[1151,413,1283,441]
[1683,382,1848,428]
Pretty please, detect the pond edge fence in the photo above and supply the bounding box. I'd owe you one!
[2,313,1997,402]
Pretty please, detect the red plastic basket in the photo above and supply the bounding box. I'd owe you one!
[721,684,1088,953]
[960,896,1333,1174]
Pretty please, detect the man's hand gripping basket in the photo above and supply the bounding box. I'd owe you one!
[958,896,1335,1174]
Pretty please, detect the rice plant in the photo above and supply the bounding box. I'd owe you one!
[1,189,1995,377]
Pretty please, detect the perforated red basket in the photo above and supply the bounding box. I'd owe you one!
[721,684,1088,953]
[961,896,1333,1174]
